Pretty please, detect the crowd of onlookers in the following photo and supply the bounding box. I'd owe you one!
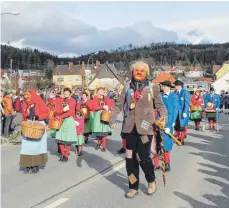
[0,87,122,140]
[219,91,229,114]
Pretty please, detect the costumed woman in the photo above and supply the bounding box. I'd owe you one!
[190,88,204,131]
[204,87,220,129]
[76,91,93,144]
[153,81,179,171]
[47,90,63,153]
[91,86,114,152]
[110,61,167,198]
[173,80,190,145]
[19,89,49,174]
[55,88,78,162]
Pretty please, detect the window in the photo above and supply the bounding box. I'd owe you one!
[57,77,64,82]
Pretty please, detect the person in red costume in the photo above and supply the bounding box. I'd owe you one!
[47,91,64,153]
[190,89,204,131]
[20,89,49,174]
[76,91,93,144]
[91,86,114,152]
[55,88,78,162]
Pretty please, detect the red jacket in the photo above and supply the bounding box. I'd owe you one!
[60,97,76,120]
[14,97,22,113]
[48,97,63,115]
[191,95,204,107]
[92,96,114,111]
[76,117,84,135]
[76,99,93,111]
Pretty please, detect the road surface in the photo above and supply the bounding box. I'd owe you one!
[1,114,229,208]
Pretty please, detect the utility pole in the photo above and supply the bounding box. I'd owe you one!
[10,59,13,85]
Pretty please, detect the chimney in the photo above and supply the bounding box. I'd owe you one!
[68,62,73,69]
[95,60,100,69]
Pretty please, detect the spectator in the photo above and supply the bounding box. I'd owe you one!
[224,92,229,115]
[2,89,16,138]
[219,90,225,113]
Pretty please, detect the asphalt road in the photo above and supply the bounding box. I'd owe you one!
[1,114,229,208]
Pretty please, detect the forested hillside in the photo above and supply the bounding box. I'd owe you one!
[1,42,229,72]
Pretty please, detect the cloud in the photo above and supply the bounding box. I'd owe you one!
[1,2,228,57]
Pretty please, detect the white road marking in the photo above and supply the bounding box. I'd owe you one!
[44,198,69,208]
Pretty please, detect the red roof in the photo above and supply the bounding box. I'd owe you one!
[213,65,222,74]
[198,77,213,83]
[152,72,176,83]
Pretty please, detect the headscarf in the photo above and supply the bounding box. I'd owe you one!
[24,89,48,120]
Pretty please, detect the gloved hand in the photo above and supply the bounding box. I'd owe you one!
[182,113,187,118]
[63,105,69,112]
[75,121,79,126]
[103,105,109,111]
[172,122,175,127]
[164,128,170,134]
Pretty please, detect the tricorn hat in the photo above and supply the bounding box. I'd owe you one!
[160,80,173,88]
[174,79,184,86]
[210,87,215,91]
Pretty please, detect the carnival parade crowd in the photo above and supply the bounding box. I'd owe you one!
[1,60,229,198]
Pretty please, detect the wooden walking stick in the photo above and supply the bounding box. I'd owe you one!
[160,133,166,186]
[155,120,182,146]
[155,119,182,187]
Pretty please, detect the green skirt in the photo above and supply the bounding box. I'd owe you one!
[84,112,94,134]
[191,106,202,121]
[75,135,85,145]
[91,110,112,137]
[55,116,78,144]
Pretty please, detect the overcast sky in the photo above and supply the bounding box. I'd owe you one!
[1,1,229,57]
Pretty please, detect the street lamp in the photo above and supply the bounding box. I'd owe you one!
[0,12,20,15]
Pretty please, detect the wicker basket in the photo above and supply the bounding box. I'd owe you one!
[205,110,216,119]
[22,121,45,139]
[190,105,198,111]
[101,110,111,123]
[48,117,63,130]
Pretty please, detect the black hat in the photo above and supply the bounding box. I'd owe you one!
[174,79,184,86]
[210,87,215,91]
[160,80,173,88]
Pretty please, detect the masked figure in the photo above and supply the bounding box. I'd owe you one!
[110,61,167,198]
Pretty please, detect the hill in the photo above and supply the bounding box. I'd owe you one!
[1,43,229,73]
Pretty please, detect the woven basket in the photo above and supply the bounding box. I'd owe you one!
[48,117,63,130]
[205,110,216,119]
[190,105,198,111]
[101,110,111,123]
[22,121,45,139]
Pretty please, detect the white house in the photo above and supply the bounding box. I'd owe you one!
[212,71,229,93]
[184,70,204,78]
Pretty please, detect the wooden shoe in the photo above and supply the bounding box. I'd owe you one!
[125,189,139,199]
[148,181,156,195]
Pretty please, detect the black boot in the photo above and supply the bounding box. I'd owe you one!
[165,163,170,172]
[117,148,126,154]
[101,148,106,152]
[95,144,100,150]
[31,166,39,174]
[59,155,64,162]
[23,167,31,174]
[63,156,68,162]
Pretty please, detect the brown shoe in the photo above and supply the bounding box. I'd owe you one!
[125,189,139,199]
[148,181,156,195]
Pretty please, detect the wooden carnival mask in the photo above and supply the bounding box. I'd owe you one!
[133,66,147,81]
